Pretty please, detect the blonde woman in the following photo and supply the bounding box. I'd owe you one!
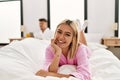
[36,19,91,80]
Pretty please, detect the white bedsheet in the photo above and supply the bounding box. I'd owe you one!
[90,48,120,80]
[0,38,120,80]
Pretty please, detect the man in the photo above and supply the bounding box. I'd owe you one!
[33,18,54,40]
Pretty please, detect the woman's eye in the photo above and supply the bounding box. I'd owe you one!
[57,31,62,34]
[66,34,71,36]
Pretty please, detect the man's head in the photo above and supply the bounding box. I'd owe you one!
[39,18,48,32]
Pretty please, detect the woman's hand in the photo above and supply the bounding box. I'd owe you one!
[36,69,48,77]
[51,39,62,56]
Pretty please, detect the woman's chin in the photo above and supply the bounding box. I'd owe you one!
[58,45,64,48]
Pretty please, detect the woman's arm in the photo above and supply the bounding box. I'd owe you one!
[36,69,71,78]
[48,39,62,72]
[70,46,91,80]
[48,52,61,72]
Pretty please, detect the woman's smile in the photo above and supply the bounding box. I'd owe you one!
[56,40,66,46]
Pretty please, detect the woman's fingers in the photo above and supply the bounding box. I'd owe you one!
[51,38,62,54]
[36,70,48,77]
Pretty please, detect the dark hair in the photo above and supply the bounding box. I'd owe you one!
[39,18,47,22]
[65,20,73,25]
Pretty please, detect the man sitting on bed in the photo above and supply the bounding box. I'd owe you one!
[33,18,54,40]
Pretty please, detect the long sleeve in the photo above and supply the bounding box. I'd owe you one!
[70,44,91,80]
[43,45,54,71]
[43,44,91,80]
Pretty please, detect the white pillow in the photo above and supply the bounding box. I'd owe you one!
[85,33,103,44]
[20,38,50,70]
[58,65,77,74]
[87,42,107,51]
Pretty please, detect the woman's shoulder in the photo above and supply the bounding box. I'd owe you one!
[77,43,92,58]
[46,44,52,50]
[46,44,55,53]
[78,43,88,49]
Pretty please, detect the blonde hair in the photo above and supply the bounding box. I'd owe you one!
[55,19,80,59]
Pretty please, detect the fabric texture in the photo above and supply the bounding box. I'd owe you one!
[44,44,92,80]
[0,38,120,80]
[33,28,54,40]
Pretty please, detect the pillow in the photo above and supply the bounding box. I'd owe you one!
[85,33,103,44]
[20,38,50,68]
[87,42,107,51]
[58,65,77,74]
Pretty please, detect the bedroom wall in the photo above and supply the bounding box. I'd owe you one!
[88,0,115,37]
[22,0,47,33]
[23,0,115,37]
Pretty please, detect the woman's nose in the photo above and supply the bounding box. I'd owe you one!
[59,34,64,39]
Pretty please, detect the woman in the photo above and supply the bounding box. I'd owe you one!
[36,19,91,80]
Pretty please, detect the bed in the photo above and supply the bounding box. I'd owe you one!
[0,38,120,80]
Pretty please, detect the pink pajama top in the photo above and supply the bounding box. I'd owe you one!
[44,44,91,80]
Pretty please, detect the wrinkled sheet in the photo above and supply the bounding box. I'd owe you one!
[0,38,120,80]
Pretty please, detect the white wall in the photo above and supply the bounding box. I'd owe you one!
[50,0,84,32]
[23,0,47,34]
[23,0,115,37]
[88,0,115,37]
[0,1,21,43]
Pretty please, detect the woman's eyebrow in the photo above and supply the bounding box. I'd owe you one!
[57,29,72,35]
[57,29,62,31]
[65,32,72,35]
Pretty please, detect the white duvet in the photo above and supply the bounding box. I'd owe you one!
[0,38,120,80]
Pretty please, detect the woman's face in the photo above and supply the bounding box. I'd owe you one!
[54,24,73,49]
